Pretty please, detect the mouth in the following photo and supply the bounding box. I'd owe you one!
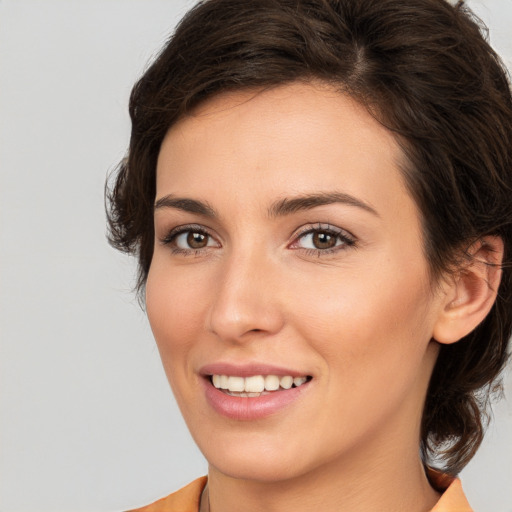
[200,363,314,420]
[209,374,312,397]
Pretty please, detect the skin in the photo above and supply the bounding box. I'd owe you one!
[146,81,470,511]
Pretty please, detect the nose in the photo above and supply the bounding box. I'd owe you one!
[206,248,285,343]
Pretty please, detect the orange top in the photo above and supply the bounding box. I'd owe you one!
[127,472,472,512]
[429,471,473,512]
[126,477,207,512]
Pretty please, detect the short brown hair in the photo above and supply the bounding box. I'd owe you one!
[106,0,512,475]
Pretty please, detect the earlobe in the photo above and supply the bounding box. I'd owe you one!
[433,236,504,345]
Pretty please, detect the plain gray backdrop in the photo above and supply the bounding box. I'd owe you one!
[1,1,511,511]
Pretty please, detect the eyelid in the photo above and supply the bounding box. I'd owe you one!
[288,223,357,251]
[291,223,355,240]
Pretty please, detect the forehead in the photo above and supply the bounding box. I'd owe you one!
[156,81,412,220]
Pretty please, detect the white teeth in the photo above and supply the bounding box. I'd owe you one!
[211,374,309,393]
[264,375,280,391]
[280,375,293,389]
[293,376,307,387]
[245,375,265,393]
[220,375,229,389]
[227,376,245,392]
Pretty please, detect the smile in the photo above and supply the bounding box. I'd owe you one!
[202,369,313,420]
[211,374,310,396]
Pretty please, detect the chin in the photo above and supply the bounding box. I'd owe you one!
[197,432,316,483]
[210,455,308,483]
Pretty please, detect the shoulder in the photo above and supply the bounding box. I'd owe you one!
[125,476,207,512]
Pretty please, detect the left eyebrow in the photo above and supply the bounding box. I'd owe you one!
[268,192,380,218]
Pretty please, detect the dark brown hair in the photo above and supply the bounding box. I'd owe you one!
[106,0,512,475]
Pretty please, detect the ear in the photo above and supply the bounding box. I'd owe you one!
[433,236,504,345]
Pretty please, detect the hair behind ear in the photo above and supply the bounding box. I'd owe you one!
[422,236,509,474]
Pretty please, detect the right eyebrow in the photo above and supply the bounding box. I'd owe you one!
[154,195,217,218]
[154,194,217,218]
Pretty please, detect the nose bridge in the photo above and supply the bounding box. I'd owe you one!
[207,242,283,341]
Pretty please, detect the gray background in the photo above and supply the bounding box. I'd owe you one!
[0,1,511,511]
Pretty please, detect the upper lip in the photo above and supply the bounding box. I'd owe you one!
[199,362,310,378]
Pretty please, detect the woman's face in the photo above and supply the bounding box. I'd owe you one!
[147,82,446,482]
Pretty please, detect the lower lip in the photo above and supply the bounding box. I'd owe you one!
[203,378,310,421]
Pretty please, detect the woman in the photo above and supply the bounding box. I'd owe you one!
[106,0,512,510]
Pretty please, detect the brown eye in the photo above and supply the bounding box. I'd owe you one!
[312,231,337,249]
[292,226,355,254]
[187,231,208,248]
[168,228,218,251]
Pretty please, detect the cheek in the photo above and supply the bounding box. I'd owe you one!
[145,260,211,383]
[290,272,434,457]
[289,252,434,400]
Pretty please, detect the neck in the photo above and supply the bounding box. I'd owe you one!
[205,435,440,512]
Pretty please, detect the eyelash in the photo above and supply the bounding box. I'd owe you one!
[159,223,357,257]
[160,224,216,256]
[290,223,356,256]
